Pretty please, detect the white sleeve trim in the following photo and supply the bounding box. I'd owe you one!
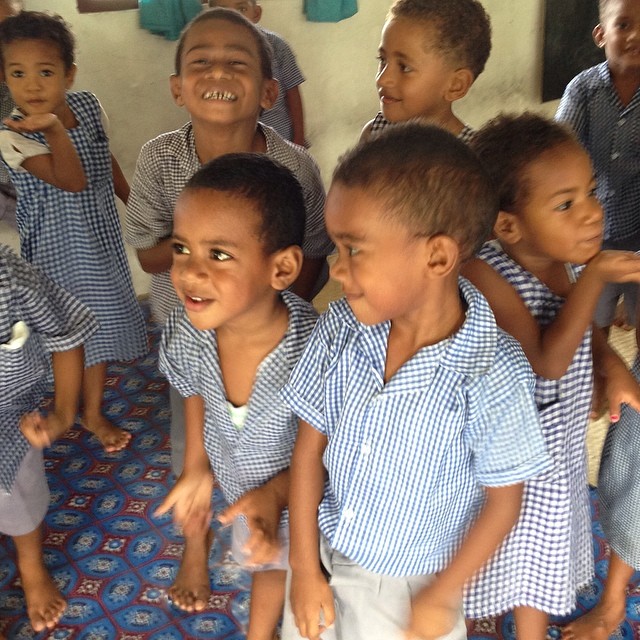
[0,129,49,170]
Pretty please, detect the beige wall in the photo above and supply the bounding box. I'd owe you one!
[12,0,562,293]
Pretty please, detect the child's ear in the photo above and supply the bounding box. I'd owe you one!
[170,73,184,107]
[270,245,303,291]
[65,63,77,89]
[493,211,521,244]
[593,23,605,48]
[444,68,474,102]
[252,4,262,22]
[260,78,279,111]
[424,234,460,278]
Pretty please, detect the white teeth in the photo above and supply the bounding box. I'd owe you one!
[190,296,203,302]
[203,90,237,102]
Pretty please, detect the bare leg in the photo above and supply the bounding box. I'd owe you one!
[247,569,286,640]
[14,526,66,632]
[514,606,549,640]
[81,362,131,452]
[169,529,213,612]
[563,551,633,640]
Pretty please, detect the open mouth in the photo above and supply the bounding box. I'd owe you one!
[202,90,237,102]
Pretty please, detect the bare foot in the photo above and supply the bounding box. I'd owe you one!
[168,532,212,612]
[563,600,626,640]
[21,567,66,632]
[81,414,131,452]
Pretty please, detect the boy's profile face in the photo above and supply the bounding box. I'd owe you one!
[171,188,280,331]
[594,0,640,74]
[209,0,261,24]
[376,17,458,123]
[325,183,430,326]
[171,18,276,128]
[3,38,75,119]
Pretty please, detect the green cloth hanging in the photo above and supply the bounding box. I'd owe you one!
[304,0,357,23]
[139,0,202,41]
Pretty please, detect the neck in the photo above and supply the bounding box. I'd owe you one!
[191,120,266,164]
[609,64,640,105]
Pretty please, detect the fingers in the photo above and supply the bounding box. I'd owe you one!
[20,411,50,448]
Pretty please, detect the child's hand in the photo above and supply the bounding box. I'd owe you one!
[20,411,68,448]
[218,484,282,565]
[290,570,335,640]
[405,583,461,640]
[154,470,214,535]
[3,113,63,134]
[603,356,640,422]
[586,250,640,284]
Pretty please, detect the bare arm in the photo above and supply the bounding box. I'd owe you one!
[285,86,305,147]
[462,251,640,379]
[136,238,173,274]
[111,153,130,205]
[289,420,334,640]
[407,483,524,639]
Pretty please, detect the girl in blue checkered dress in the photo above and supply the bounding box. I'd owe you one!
[462,113,640,640]
[0,12,147,453]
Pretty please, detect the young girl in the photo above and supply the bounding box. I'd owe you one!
[0,243,97,635]
[461,113,640,640]
[0,12,147,452]
[360,0,491,143]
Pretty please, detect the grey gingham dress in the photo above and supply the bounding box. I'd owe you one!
[1,91,146,367]
[464,241,593,617]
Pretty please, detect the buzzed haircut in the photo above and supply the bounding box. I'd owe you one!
[470,112,580,214]
[174,7,273,78]
[0,10,75,71]
[389,0,492,78]
[333,123,497,260]
[183,153,305,253]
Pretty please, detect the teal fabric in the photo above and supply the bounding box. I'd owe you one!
[139,0,202,41]
[303,0,357,23]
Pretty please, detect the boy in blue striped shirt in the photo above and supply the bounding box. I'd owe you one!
[281,123,551,640]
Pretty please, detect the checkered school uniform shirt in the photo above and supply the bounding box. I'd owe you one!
[281,278,550,577]
[259,27,305,142]
[159,291,317,525]
[0,245,97,493]
[368,111,476,144]
[556,62,640,244]
[125,123,331,324]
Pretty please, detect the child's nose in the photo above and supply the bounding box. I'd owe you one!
[376,64,392,87]
[205,63,232,80]
[329,252,346,283]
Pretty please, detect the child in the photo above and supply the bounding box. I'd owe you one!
[360,0,491,143]
[125,7,331,610]
[280,123,552,640]
[208,0,307,146]
[461,113,640,640]
[556,0,640,336]
[0,12,147,452]
[0,243,97,635]
[154,153,318,640]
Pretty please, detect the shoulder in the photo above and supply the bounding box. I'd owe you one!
[563,62,609,98]
[263,125,322,182]
[136,124,194,170]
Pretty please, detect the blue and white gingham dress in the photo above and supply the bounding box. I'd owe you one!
[0,244,97,493]
[464,241,594,617]
[1,91,147,367]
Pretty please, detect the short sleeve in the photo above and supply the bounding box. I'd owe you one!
[0,129,49,170]
[555,75,588,143]
[271,36,305,91]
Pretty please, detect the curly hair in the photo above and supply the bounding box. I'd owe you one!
[0,11,74,71]
[388,0,492,78]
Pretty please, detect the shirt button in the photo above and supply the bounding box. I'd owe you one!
[619,118,626,125]
[343,507,355,521]
[611,151,620,160]
[361,443,372,456]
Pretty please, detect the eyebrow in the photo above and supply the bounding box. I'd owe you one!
[184,43,256,58]
[332,231,367,242]
[172,233,240,248]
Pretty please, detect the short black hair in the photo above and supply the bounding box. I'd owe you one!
[0,11,74,71]
[333,123,497,260]
[183,153,305,253]
[174,7,272,78]
[389,0,491,79]
[470,112,580,214]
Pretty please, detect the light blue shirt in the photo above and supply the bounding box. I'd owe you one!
[556,62,640,244]
[281,278,550,577]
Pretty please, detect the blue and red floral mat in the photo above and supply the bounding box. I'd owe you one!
[0,306,638,639]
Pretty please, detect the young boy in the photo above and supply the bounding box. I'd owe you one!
[0,244,97,635]
[154,153,318,640]
[124,7,331,610]
[361,0,491,143]
[207,0,307,146]
[556,0,640,335]
[280,124,551,640]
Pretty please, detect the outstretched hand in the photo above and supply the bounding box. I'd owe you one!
[20,411,69,448]
[3,113,63,135]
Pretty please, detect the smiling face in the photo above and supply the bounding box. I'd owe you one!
[170,17,276,129]
[3,38,75,118]
[594,0,640,75]
[376,17,457,123]
[510,142,604,266]
[171,188,283,331]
